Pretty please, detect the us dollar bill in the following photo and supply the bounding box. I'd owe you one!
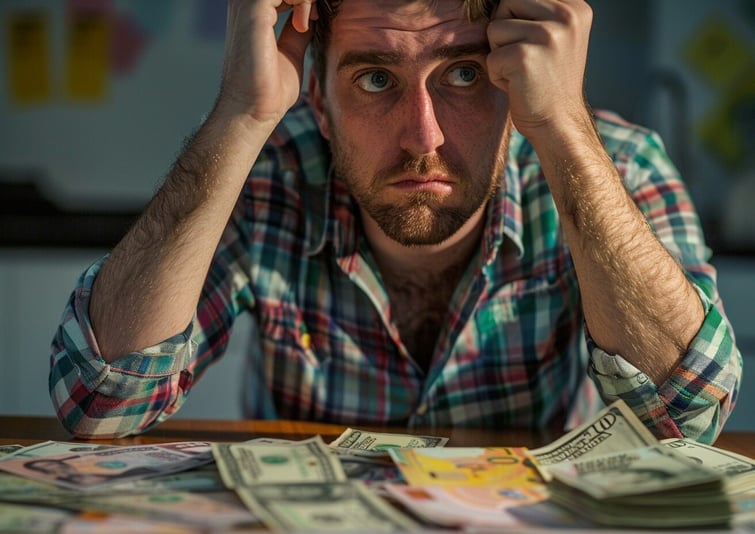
[545,444,731,528]
[0,441,114,461]
[330,428,448,458]
[530,400,657,478]
[212,436,346,488]
[235,481,419,532]
[663,437,755,494]
[547,444,722,499]
[0,445,23,459]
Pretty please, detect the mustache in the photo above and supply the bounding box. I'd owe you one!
[376,153,468,182]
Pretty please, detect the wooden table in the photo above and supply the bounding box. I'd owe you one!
[0,415,752,459]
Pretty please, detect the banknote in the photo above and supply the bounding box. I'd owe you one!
[60,512,202,533]
[109,465,227,494]
[0,445,23,459]
[212,436,346,488]
[530,400,657,478]
[0,442,213,490]
[546,444,730,528]
[235,481,419,532]
[0,441,114,462]
[546,444,722,499]
[383,484,589,529]
[0,501,73,532]
[388,445,547,521]
[330,428,448,458]
[388,446,542,489]
[0,471,77,506]
[73,490,257,529]
[548,489,733,528]
[0,465,225,508]
[663,437,755,494]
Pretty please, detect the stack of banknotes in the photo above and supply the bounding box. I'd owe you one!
[0,400,753,532]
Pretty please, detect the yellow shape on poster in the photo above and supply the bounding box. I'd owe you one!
[698,68,755,170]
[65,11,111,101]
[682,17,753,89]
[5,11,52,104]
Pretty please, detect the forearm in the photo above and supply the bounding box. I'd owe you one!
[530,111,704,385]
[91,108,274,361]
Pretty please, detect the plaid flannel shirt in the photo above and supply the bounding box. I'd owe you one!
[50,98,742,440]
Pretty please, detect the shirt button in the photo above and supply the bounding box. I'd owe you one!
[416,402,428,415]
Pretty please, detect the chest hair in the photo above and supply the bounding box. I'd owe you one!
[383,263,467,373]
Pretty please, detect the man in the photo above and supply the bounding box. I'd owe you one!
[49,0,741,441]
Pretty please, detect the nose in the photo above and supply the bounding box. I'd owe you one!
[398,84,445,157]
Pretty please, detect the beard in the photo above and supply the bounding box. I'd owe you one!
[329,127,510,247]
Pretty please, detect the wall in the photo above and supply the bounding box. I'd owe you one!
[0,249,246,421]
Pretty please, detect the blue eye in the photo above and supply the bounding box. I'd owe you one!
[356,70,393,92]
[447,65,479,87]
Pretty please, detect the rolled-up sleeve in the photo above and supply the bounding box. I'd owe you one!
[587,114,743,444]
[49,256,197,438]
[588,287,742,444]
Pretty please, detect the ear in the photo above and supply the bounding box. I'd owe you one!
[309,70,331,140]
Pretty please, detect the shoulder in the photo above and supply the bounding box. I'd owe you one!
[591,109,668,162]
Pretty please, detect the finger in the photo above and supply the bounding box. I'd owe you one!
[496,0,561,21]
[289,0,315,32]
[278,11,313,78]
[487,18,540,49]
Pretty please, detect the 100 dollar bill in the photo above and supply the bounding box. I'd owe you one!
[330,428,448,458]
[212,436,346,488]
[530,400,657,478]
[236,481,419,532]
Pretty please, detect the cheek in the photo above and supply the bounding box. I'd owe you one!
[330,105,395,155]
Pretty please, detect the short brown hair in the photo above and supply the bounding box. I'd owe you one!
[310,0,499,86]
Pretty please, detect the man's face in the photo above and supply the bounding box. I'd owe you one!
[312,0,510,246]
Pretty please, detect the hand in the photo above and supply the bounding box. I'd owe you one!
[486,0,593,139]
[218,0,317,127]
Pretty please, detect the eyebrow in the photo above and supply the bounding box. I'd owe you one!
[336,41,491,72]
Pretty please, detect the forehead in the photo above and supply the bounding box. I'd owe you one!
[328,0,488,58]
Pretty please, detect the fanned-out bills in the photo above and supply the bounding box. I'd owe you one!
[530,400,657,479]
[329,428,448,459]
[235,481,419,532]
[0,442,212,490]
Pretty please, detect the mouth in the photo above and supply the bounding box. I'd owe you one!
[389,173,455,194]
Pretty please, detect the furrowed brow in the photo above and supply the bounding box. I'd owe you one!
[337,50,404,71]
[336,42,490,72]
[432,42,490,60]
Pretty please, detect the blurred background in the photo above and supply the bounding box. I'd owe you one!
[0,0,753,429]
